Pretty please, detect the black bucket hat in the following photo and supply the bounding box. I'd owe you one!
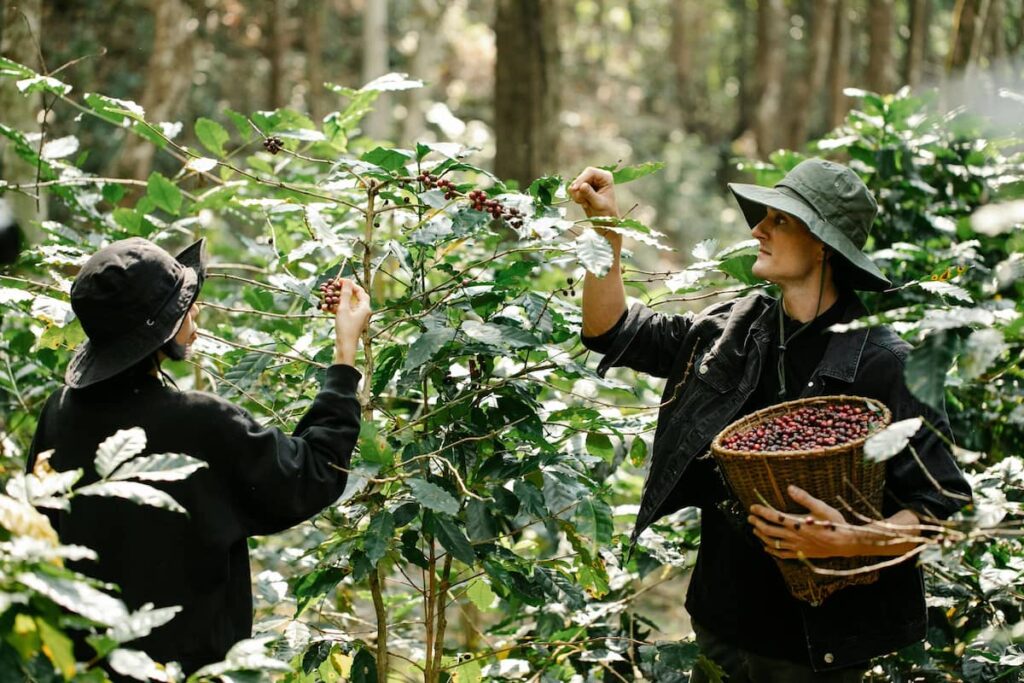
[727,158,891,291]
[65,237,207,388]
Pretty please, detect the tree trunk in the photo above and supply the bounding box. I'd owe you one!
[827,0,851,129]
[866,0,896,94]
[949,0,977,71]
[788,0,836,148]
[752,0,785,158]
[361,0,390,139]
[493,0,560,188]
[266,0,290,109]
[905,0,928,89]
[304,0,325,121]
[0,0,46,240]
[116,0,196,180]
[733,0,754,139]
[401,0,446,145]
[671,0,696,127]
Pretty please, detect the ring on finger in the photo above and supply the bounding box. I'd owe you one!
[774,540,782,550]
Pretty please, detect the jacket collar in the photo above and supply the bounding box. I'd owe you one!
[749,290,870,384]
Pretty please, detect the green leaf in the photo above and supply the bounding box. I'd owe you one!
[146,172,182,215]
[371,344,405,396]
[528,175,562,205]
[961,328,1006,380]
[575,497,613,553]
[75,481,187,514]
[406,478,459,516]
[918,280,972,303]
[195,117,230,156]
[629,436,648,467]
[576,230,614,278]
[363,510,394,565]
[358,422,394,467]
[465,579,497,611]
[293,567,344,614]
[112,207,143,233]
[360,146,412,172]
[610,161,665,184]
[404,328,456,371]
[461,320,539,349]
[108,452,208,482]
[905,331,959,414]
[108,605,182,643]
[350,648,378,683]
[37,617,75,679]
[435,516,476,564]
[95,428,147,478]
[718,254,760,285]
[585,433,614,462]
[16,572,128,625]
[361,72,424,92]
[864,418,923,463]
[452,656,483,683]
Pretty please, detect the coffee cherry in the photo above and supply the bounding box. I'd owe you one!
[263,136,284,154]
[317,276,352,314]
[721,404,882,453]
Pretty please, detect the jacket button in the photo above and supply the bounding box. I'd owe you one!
[807,380,814,388]
[698,364,709,375]
[823,653,834,664]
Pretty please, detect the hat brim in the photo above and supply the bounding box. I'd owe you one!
[727,183,891,292]
[64,238,207,388]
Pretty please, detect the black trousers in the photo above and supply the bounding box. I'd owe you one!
[690,620,867,683]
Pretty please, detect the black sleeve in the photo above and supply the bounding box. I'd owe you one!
[580,302,695,379]
[26,390,61,530]
[882,368,973,522]
[201,363,363,536]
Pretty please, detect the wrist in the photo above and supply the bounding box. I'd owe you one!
[334,346,357,367]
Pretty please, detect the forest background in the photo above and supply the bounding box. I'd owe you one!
[2,1,1024,682]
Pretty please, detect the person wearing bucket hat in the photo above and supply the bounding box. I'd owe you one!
[570,160,970,680]
[27,237,372,677]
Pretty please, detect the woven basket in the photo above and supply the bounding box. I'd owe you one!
[710,395,891,605]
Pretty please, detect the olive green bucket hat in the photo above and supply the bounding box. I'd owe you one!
[728,158,891,291]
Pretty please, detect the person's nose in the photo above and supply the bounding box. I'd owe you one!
[751,218,770,241]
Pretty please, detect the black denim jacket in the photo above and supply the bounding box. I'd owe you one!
[581,291,972,670]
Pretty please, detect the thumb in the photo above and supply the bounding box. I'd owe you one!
[578,182,600,203]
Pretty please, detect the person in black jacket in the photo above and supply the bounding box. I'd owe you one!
[569,159,971,681]
[27,237,370,675]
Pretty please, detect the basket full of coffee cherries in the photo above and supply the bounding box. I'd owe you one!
[711,395,892,605]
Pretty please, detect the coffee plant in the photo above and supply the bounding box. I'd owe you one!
[0,53,1022,683]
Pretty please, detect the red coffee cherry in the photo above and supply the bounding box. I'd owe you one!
[721,404,881,453]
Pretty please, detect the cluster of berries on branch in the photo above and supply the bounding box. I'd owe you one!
[721,404,881,452]
[262,136,284,155]
[317,277,347,314]
[415,173,525,229]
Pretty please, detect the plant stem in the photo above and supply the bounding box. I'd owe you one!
[430,555,453,681]
[369,568,389,683]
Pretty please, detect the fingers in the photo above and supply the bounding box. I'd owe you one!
[748,514,797,541]
[787,484,835,518]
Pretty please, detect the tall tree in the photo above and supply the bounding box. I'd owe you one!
[116,0,197,180]
[0,0,45,240]
[670,0,706,131]
[827,0,851,129]
[266,0,291,110]
[493,0,560,187]
[752,0,785,157]
[304,0,326,121]
[361,0,390,139]
[905,0,929,89]
[867,0,896,94]
[788,0,836,148]
[402,0,447,145]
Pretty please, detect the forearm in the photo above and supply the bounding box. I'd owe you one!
[581,230,627,337]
